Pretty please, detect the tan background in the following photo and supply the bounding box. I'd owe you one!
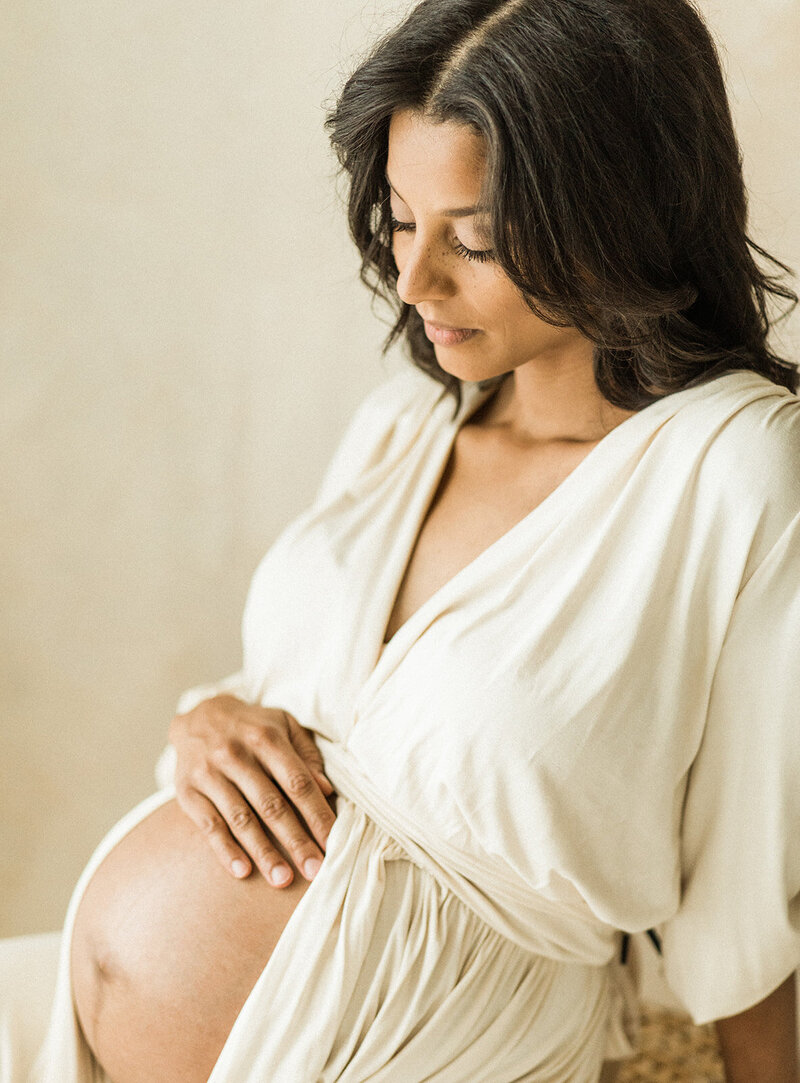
[2,0,798,951]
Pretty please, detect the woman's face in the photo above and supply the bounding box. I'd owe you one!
[387,109,593,383]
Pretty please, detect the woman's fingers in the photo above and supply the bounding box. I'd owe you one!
[287,717,335,796]
[265,721,338,847]
[170,697,338,885]
[175,786,256,881]
[178,780,296,887]
[228,739,337,877]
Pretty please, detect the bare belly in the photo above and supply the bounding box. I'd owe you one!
[70,798,314,1083]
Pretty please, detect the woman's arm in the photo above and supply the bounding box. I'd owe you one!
[715,971,798,1082]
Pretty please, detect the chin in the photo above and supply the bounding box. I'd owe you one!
[432,347,506,385]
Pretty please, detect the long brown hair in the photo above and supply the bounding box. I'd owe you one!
[325,0,797,415]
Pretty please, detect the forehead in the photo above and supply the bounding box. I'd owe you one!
[386,109,487,202]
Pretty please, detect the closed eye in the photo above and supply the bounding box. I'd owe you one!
[389,216,494,264]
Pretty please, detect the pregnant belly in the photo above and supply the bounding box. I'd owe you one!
[70,798,313,1083]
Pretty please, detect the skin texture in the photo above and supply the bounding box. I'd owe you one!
[71,798,313,1083]
[715,973,799,1083]
[386,109,636,446]
[169,695,337,887]
[69,110,797,1080]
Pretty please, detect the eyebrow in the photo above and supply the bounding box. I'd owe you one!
[385,174,489,218]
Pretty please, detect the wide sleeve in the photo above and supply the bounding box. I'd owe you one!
[658,508,800,1023]
[311,365,436,508]
[155,365,437,790]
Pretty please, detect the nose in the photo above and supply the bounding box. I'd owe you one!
[394,235,455,306]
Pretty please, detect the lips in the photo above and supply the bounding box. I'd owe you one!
[424,322,478,346]
[420,314,475,330]
[421,318,480,347]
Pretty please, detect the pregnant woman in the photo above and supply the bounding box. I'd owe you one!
[5,0,800,1080]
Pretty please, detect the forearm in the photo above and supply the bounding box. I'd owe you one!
[715,971,798,1083]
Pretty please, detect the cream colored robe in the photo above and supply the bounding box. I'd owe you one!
[4,366,800,1081]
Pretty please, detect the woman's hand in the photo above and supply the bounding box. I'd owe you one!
[169,694,337,887]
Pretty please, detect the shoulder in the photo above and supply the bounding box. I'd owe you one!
[690,370,800,571]
[702,368,800,463]
[347,365,444,432]
[698,371,800,506]
[314,365,446,507]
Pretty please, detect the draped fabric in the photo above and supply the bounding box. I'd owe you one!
[4,366,800,1081]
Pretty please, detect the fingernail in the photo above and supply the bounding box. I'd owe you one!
[270,865,292,886]
[303,857,322,880]
[231,860,249,878]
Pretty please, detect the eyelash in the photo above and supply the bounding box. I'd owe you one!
[388,216,494,264]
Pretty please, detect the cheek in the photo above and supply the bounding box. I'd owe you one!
[478,281,532,335]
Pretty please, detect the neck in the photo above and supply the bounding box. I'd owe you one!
[478,359,637,447]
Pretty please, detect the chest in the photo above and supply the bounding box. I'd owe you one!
[382,426,602,644]
[241,388,726,832]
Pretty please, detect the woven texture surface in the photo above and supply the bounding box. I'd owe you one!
[616,1007,725,1082]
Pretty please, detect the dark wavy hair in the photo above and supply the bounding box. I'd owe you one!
[325,0,797,416]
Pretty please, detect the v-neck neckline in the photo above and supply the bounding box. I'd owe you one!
[354,368,754,714]
[377,379,504,649]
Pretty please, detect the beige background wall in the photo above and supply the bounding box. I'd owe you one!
[2,0,798,944]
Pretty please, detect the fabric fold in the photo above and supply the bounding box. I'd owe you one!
[208,797,617,1082]
[7,365,799,1080]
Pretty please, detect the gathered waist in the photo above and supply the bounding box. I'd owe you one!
[307,789,639,1071]
[318,741,640,1064]
[319,737,621,962]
